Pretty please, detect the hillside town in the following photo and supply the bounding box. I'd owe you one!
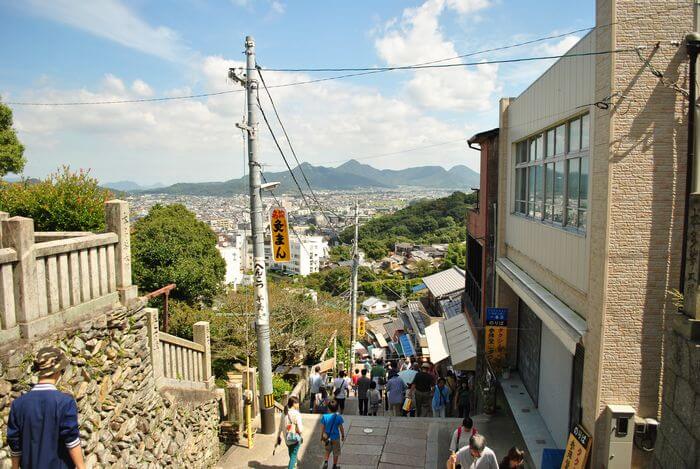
[1,1,700,469]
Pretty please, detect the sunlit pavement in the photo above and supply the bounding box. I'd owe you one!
[216,397,526,468]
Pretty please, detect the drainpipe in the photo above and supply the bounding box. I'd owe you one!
[681,31,700,294]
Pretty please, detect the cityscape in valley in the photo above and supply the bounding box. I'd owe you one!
[1,1,699,469]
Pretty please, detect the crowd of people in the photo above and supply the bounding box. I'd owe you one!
[288,358,526,469]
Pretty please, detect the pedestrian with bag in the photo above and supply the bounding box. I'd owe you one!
[332,370,349,414]
[308,366,324,413]
[449,417,477,455]
[456,380,471,418]
[321,400,345,469]
[277,396,303,469]
[413,362,435,417]
[356,369,372,416]
[367,381,382,416]
[432,378,451,418]
[6,347,86,469]
[403,382,416,417]
[386,372,407,416]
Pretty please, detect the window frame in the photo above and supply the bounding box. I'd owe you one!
[513,113,589,233]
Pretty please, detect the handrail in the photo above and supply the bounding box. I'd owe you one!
[160,331,206,353]
[35,232,93,242]
[0,248,17,264]
[34,233,118,257]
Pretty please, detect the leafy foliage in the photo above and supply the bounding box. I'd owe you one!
[340,191,476,260]
[0,167,111,231]
[442,242,467,269]
[328,244,352,262]
[0,102,26,177]
[168,284,350,378]
[132,204,225,305]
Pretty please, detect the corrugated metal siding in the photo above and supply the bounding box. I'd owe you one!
[503,33,594,293]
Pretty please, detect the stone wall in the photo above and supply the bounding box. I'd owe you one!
[0,301,220,468]
[653,324,700,468]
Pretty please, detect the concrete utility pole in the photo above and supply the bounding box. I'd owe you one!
[231,36,275,434]
[350,200,359,370]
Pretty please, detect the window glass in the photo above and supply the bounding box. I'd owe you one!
[516,141,527,163]
[545,163,554,220]
[546,130,555,158]
[536,134,543,160]
[515,168,526,213]
[578,209,587,231]
[579,157,589,209]
[535,165,543,219]
[555,124,566,155]
[581,114,590,149]
[569,118,581,152]
[528,167,536,216]
[529,139,537,162]
[567,158,580,209]
[554,162,565,223]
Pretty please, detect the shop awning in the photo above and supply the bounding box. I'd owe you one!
[496,258,587,355]
[425,314,476,370]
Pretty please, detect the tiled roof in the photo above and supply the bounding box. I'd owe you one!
[422,267,465,298]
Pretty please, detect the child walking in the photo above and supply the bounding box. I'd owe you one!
[367,381,382,416]
[321,400,345,469]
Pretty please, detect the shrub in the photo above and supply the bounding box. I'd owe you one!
[0,167,111,232]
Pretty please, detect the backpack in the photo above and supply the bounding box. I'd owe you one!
[285,414,302,446]
[453,426,477,453]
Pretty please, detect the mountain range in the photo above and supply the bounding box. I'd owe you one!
[134,160,479,196]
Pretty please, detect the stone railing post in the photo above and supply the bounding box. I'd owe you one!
[193,321,214,389]
[227,381,243,428]
[146,308,164,386]
[3,217,40,339]
[299,366,309,401]
[0,212,9,248]
[105,200,137,304]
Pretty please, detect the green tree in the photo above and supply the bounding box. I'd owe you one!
[0,167,111,231]
[412,259,436,277]
[132,204,225,304]
[329,244,352,262]
[442,242,466,269]
[0,102,26,177]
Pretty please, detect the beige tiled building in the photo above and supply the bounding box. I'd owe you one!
[493,1,691,466]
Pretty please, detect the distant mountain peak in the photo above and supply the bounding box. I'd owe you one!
[140,160,480,196]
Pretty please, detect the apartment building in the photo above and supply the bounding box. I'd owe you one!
[493,2,689,467]
[242,232,328,277]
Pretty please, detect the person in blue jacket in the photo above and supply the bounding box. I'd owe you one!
[6,347,85,469]
[432,377,451,418]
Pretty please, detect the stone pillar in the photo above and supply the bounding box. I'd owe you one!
[299,366,309,401]
[682,193,700,339]
[146,308,164,386]
[0,212,9,248]
[3,217,40,339]
[105,200,138,304]
[193,321,214,389]
[227,382,243,428]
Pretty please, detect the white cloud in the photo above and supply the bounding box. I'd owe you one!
[374,0,498,112]
[270,1,285,15]
[131,80,154,97]
[9,55,479,184]
[535,35,582,56]
[19,0,193,62]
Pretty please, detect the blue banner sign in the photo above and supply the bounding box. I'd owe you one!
[485,307,508,327]
[399,334,415,357]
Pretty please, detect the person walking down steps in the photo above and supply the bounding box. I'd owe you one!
[332,370,349,414]
[321,400,345,469]
[277,396,303,469]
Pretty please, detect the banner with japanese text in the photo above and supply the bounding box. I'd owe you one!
[561,424,591,469]
[270,207,291,262]
[485,307,508,367]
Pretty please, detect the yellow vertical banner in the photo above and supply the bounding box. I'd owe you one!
[561,424,591,469]
[357,316,366,336]
[270,207,291,262]
[485,308,508,368]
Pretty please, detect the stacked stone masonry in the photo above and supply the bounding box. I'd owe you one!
[0,300,220,468]
[653,328,700,469]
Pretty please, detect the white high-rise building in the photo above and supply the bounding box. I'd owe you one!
[217,231,246,286]
[244,233,328,276]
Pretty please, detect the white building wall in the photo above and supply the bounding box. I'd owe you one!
[537,326,573,449]
[504,32,596,294]
[217,245,243,286]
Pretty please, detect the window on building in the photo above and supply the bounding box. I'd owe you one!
[513,113,589,232]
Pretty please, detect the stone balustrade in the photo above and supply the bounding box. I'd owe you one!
[146,307,214,391]
[0,200,137,344]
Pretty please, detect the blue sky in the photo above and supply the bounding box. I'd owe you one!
[0,0,593,185]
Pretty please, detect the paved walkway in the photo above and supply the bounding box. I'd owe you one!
[216,398,525,468]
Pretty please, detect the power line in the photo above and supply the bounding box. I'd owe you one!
[6,49,635,107]
[261,49,635,73]
[256,65,344,230]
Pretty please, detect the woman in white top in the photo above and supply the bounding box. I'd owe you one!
[332,370,349,414]
[277,395,303,469]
